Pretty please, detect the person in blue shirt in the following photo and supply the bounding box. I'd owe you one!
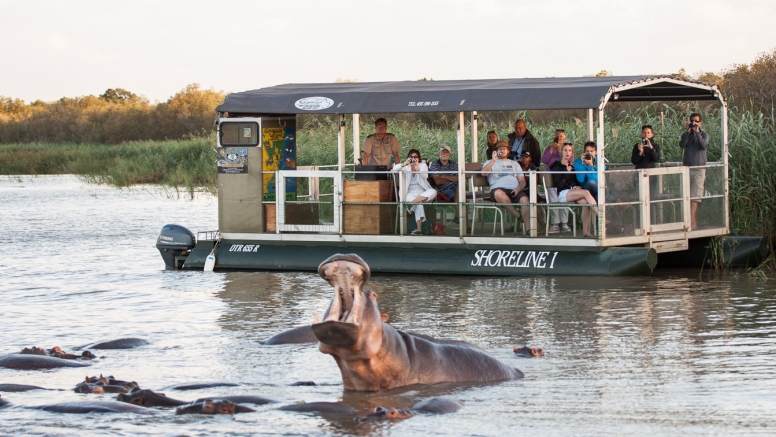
[573,141,603,203]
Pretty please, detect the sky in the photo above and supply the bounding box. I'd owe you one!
[1,0,774,103]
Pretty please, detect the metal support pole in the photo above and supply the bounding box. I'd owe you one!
[337,114,346,234]
[470,111,478,163]
[352,114,360,165]
[588,108,595,141]
[721,101,730,231]
[457,111,466,236]
[597,106,606,242]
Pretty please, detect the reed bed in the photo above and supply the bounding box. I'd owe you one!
[0,137,218,195]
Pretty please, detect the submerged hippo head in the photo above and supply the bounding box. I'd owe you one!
[21,347,48,356]
[355,406,414,422]
[312,254,383,359]
[117,388,187,407]
[513,346,545,358]
[176,399,244,415]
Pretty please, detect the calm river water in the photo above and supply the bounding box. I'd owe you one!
[1,175,775,436]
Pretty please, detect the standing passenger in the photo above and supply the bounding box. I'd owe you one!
[679,113,709,230]
[362,118,402,167]
[631,125,661,169]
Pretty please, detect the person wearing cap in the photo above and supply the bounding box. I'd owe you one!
[518,150,546,227]
[362,118,402,167]
[507,119,542,162]
[482,140,531,233]
[429,144,460,223]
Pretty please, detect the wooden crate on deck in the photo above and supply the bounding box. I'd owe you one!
[343,180,395,235]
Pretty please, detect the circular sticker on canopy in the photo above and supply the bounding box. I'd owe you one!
[295,97,334,111]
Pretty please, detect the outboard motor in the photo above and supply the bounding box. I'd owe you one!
[156,224,196,270]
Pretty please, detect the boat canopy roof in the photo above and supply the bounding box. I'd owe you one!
[217,75,723,115]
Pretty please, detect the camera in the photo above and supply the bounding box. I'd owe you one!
[409,157,417,163]
[553,136,560,143]
[583,153,592,160]
[689,121,697,128]
[496,151,503,158]
[641,138,649,145]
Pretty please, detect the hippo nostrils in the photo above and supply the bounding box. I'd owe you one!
[312,253,523,391]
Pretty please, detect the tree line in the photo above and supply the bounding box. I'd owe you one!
[1,49,775,145]
[0,84,225,144]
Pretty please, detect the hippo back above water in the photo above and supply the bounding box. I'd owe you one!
[311,253,523,391]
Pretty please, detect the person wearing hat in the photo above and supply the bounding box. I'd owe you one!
[429,144,460,223]
[482,140,531,233]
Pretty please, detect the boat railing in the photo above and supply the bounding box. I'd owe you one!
[268,164,727,244]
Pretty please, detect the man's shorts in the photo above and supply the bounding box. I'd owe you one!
[689,168,706,201]
[437,183,458,201]
[489,187,524,203]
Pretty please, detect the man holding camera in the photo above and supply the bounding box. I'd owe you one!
[573,141,603,203]
[631,125,661,169]
[679,113,709,230]
[482,140,531,233]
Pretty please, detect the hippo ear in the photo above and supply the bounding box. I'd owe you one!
[381,313,389,322]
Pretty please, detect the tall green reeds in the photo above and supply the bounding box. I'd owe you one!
[0,137,218,195]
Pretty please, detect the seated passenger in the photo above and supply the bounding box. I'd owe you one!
[482,141,531,233]
[429,144,460,223]
[573,141,605,203]
[484,130,500,160]
[392,149,437,235]
[550,143,598,237]
[518,150,546,227]
[541,129,565,169]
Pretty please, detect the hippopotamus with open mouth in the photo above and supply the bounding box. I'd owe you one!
[311,253,523,391]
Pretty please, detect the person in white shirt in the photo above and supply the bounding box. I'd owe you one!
[392,149,437,235]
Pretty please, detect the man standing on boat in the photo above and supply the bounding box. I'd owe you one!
[507,119,542,164]
[679,113,709,230]
[429,144,460,223]
[362,118,402,167]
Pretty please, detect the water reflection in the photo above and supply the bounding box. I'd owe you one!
[2,176,775,436]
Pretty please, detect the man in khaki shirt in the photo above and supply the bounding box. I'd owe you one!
[362,118,401,167]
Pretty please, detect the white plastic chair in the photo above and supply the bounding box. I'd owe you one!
[468,164,505,236]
